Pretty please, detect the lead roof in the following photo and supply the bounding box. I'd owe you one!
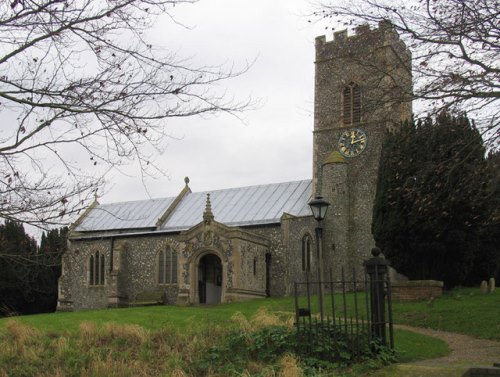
[74,179,313,233]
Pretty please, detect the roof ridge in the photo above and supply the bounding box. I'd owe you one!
[97,179,312,206]
[192,178,312,196]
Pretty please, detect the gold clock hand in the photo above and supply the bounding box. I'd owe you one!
[351,138,365,144]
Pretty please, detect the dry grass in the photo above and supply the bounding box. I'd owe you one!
[231,311,253,333]
[251,307,284,328]
[231,306,294,334]
[79,320,97,345]
[279,355,303,377]
[79,321,147,350]
[102,322,147,345]
[82,355,145,377]
[246,361,279,376]
[53,336,70,356]
[170,367,189,377]
[0,309,300,377]
[4,319,37,345]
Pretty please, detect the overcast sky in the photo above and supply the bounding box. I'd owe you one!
[99,0,331,204]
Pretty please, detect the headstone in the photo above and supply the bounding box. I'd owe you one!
[488,278,495,293]
[480,280,488,294]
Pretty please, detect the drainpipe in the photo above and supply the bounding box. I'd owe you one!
[109,237,114,272]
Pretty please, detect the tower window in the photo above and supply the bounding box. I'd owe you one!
[301,235,312,272]
[89,251,105,286]
[342,83,361,125]
[158,247,178,285]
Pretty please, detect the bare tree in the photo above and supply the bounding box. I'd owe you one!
[313,0,499,148]
[0,0,250,227]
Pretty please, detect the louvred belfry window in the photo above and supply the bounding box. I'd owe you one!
[342,83,361,125]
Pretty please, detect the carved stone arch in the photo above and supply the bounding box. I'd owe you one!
[188,247,225,304]
[189,246,224,266]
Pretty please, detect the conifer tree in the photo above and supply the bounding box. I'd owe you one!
[0,220,38,315]
[0,222,68,315]
[373,113,497,287]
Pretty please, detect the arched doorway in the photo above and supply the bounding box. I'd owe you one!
[198,254,222,304]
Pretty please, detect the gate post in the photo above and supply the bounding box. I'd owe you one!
[364,247,389,345]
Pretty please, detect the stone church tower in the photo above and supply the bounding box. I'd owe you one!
[313,21,412,278]
[57,21,414,311]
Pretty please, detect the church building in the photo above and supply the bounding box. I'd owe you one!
[57,21,412,311]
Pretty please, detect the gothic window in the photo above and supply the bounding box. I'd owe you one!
[342,83,361,125]
[89,251,105,286]
[301,235,312,272]
[158,247,178,285]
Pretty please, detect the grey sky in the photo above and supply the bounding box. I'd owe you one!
[98,0,329,204]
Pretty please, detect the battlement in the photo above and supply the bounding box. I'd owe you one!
[315,20,410,60]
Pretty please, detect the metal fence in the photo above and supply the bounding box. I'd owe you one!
[293,257,393,362]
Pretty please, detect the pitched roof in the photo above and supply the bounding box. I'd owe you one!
[74,179,313,233]
[75,197,175,232]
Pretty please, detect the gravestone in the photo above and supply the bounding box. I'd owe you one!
[488,278,495,293]
[479,280,488,294]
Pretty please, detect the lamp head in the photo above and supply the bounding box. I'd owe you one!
[308,196,330,222]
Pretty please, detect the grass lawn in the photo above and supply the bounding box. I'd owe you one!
[1,287,497,376]
[392,287,500,341]
[2,296,297,334]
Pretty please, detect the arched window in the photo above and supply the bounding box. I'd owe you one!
[158,247,178,285]
[301,235,312,272]
[89,251,105,286]
[342,83,361,125]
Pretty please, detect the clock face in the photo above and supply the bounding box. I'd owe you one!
[338,129,367,157]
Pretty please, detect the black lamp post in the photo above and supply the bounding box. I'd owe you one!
[308,196,330,321]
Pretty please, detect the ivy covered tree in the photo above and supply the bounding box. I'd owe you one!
[372,112,498,288]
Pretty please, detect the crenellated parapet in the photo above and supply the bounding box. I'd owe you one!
[315,21,411,63]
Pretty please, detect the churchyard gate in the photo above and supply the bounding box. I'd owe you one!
[293,249,394,362]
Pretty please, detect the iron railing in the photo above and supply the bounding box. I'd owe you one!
[293,264,393,362]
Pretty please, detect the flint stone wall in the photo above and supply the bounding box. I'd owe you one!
[391,280,444,302]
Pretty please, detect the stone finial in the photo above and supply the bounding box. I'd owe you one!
[184,176,190,186]
[371,247,382,257]
[203,193,214,224]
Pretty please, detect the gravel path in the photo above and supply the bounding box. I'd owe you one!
[396,325,500,367]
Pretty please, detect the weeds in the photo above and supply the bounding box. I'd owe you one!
[0,291,464,376]
[4,319,37,346]
[279,354,303,377]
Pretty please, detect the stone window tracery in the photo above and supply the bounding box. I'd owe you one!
[158,246,178,285]
[89,251,105,286]
[342,82,361,125]
[301,234,312,272]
